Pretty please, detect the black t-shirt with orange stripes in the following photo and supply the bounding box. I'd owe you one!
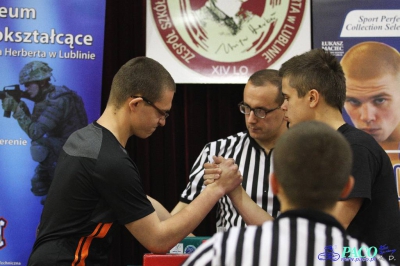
[28,122,155,266]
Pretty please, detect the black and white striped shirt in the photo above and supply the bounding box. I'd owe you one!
[182,210,392,266]
[180,131,280,229]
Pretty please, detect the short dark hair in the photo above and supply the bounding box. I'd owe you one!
[278,49,346,112]
[108,57,176,108]
[273,120,353,210]
[248,69,283,105]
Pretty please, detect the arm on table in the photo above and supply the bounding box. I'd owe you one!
[171,202,195,236]
[125,158,242,254]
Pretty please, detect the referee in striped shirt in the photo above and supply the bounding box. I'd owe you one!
[183,121,391,266]
[171,69,287,230]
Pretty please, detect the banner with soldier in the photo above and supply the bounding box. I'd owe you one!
[0,1,106,265]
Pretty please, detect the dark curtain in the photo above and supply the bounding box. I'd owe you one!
[103,1,246,265]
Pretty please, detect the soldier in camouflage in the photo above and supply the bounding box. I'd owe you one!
[1,61,88,204]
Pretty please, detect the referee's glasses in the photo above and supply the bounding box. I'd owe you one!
[238,101,280,119]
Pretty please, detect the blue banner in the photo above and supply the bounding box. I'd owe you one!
[0,1,106,265]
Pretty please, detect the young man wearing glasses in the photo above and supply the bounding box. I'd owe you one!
[28,57,243,265]
[171,69,287,230]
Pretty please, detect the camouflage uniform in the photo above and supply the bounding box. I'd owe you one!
[12,61,88,204]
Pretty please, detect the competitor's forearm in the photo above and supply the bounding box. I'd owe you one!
[228,186,274,225]
[147,195,172,221]
[127,159,242,253]
[127,184,225,253]
[170,201,188,216]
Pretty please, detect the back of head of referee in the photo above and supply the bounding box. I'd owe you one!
[272,120,354,213]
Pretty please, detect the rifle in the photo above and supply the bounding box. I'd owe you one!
[0,85,30,117]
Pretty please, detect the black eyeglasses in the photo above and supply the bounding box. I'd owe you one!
[131,96,170,119]
[238,102,280,119]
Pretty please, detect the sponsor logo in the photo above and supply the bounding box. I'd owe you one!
[184,244,197,254]
[321,40,344,57]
